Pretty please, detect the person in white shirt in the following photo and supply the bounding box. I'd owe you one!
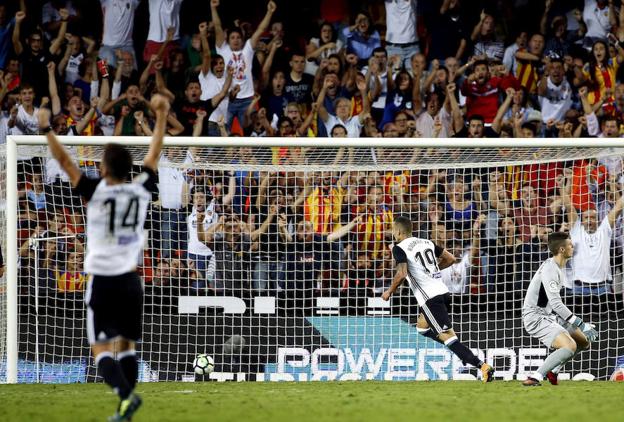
[7,85,41,167]
[317,75,370,138]
[537,57,573,124]
[8,84,39,136]
[304,22,343,76]
[198,56,229,134]
[384,0,419,71]
[211,0,276,129]
[562,169,624,294]
[583,0,616,47]
[7,84,41,174]
[143,0,184,67]
[99,0,140,69]
[441,215,485,294]
[186,190,218,288]
[414,91,452,138]
[158,150,189,258]
[197,21,235,136]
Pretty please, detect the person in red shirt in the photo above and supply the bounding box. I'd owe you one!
[513,184,551,243]
[524,161,564,200]
[461,59,517,123]
[571,159,607,212]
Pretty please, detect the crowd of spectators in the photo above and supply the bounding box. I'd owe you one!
[3,1,624,309]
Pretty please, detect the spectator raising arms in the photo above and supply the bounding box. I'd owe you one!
[461,59,516,124]
[305,22,343,77]
[342,11,381,67]
[212,0,277,129]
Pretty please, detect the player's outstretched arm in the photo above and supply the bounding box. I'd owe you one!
[143,94,171,172]
[38,108,82,187]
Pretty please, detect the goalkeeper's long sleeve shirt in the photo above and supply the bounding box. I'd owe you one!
[523,258,576,323]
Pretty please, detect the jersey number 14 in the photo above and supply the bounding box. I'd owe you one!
[103,197,140,235]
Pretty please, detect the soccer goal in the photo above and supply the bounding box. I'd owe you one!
[2,136,624,384]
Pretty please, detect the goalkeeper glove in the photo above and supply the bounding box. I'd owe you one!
[582,323,598,342]
[570,316,598,342]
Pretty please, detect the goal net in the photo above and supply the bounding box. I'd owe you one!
[0,145,6,381]
[2,137,624,383]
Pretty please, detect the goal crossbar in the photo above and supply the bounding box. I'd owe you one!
[8,135,624,148]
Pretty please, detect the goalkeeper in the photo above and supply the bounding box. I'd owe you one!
[522,232,597,386]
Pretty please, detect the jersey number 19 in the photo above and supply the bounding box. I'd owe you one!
[415,248,440,275]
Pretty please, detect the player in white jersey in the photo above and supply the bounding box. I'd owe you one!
[38,94,170,421]
[381,216,495,382]
[522,232,598,387]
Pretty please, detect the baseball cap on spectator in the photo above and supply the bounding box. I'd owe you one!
[526,110,542,123]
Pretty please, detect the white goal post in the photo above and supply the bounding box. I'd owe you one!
[3,135,624,384]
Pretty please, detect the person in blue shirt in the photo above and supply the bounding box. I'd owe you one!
[380,70,414,129]
[0,4,16,69]
[342,11,381,67]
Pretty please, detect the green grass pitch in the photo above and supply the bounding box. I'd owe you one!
[1,381,622,421]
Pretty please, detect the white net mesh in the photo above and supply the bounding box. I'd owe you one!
[0,145,6,382]
[4,140,624,382]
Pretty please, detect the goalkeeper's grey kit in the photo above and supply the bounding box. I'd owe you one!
[523,258,597,346]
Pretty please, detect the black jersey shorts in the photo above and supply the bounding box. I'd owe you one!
[420,293,453,335]
[86,272,143,345]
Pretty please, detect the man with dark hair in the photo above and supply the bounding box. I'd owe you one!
[598,115,621,138]
[102,144,133,180]
[518,121,537,137]
[453,115,500,138]
[174,73,233,136]
[37,94,171,420]
[362,47,390,122]
[537,56,573,125]
[13,8,68,97]
[461,59,516,123]
[102,84,149,136]
[212,0,277,128]
[285,51,314,107]
[382,215,495,382]
[522,232,597,386]
[8,84,39,135]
